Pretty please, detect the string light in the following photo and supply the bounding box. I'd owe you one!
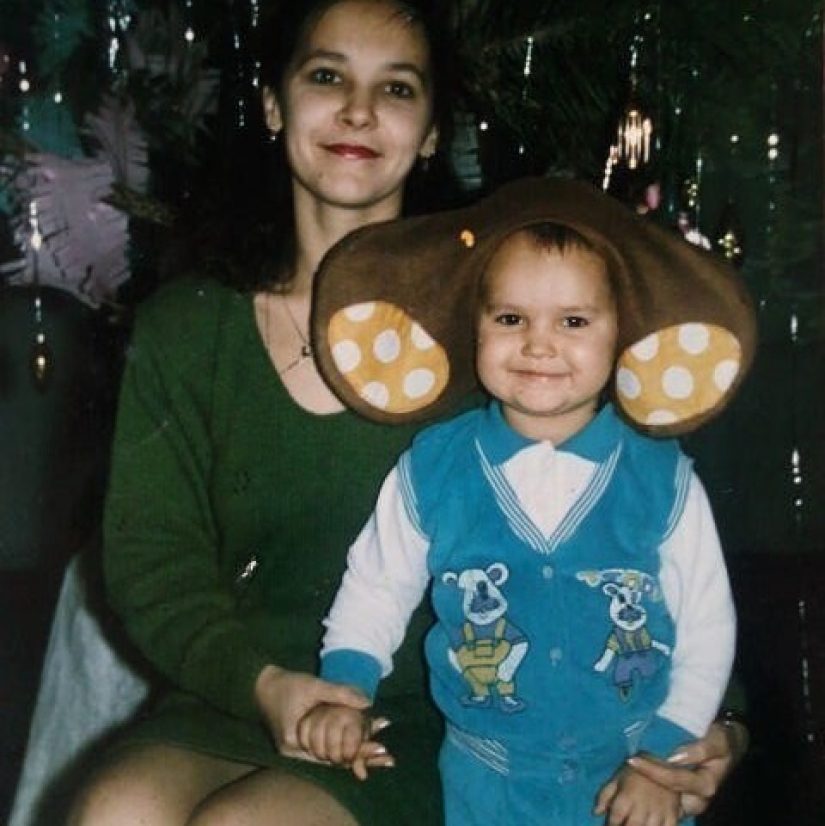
[183,0,195,44]
[27,201,53,391]
[517,35,535,156]
[18,60,31,132]
[107,1,132,77]
[767,132,780,162]
[52,10,64,107]
[616,37,653,170]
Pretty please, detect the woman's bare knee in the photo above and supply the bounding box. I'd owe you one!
[188,768,359,826]
[66,743,253,826]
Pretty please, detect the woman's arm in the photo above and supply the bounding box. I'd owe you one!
[103,285,270,721]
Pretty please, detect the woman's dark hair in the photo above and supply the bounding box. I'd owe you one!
[162,0,460,292]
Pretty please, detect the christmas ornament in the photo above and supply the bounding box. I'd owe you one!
[615,22,654,170]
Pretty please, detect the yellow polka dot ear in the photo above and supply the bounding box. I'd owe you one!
[312,176,757,429]
[327,301,450,415]
[615,323,745,436]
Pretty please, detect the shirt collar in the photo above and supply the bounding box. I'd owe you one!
[477,400,626,466]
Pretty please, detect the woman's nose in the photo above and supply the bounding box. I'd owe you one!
[339,88,376,128]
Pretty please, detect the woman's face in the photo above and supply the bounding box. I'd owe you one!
[266,0,439,217]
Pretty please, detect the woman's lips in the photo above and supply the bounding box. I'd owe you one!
[324,143,380,160]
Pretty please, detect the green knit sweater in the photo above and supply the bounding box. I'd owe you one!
[103,277,430,752]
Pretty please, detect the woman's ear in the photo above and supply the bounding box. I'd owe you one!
[419,125,439,159]
[262,87,283,136]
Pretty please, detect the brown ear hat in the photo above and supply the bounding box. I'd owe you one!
[312,176,757,436]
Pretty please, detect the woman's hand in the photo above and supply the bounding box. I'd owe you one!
[254,665,371,760]
[594,720,748,818]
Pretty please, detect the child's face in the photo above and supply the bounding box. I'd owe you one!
[476,231,618,443]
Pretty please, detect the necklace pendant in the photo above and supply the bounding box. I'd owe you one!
[300,343,312,359]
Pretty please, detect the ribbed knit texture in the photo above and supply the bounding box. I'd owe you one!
[104,276,424,732]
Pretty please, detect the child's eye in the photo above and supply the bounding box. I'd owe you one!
[494,312,523,327]
[309,67,340,85]
[562,316,589,329]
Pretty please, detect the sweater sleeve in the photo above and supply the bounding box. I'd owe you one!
[103,285,270,721]
[639,471,736,757]
[320,454,431,700]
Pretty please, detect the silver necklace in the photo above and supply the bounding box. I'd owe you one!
[278,293,313,374]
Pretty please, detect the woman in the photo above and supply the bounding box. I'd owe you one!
[63,2,743,824]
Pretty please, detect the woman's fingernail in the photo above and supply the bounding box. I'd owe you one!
[668,751,689,763]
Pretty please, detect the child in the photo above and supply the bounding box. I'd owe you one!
[299,177,756,825]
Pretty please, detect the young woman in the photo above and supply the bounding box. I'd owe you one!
[67,3,447,824]
[60,3,743,825]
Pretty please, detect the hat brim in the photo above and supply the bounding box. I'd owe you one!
[312,177,757,436]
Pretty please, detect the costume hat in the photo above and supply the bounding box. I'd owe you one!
[312,176,756,436]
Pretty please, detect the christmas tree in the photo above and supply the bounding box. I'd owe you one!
[0,0,822,553]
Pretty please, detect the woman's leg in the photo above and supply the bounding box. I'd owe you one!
[66,742,359,826]
[65,743,254,826]
[189,768,359,826]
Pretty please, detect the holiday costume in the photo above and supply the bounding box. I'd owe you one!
[310,177,754,825]
[100,277,443,826]
[313,177,756,434]
[321,402,735,825]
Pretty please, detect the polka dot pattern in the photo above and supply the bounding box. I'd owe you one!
[327,301,450,413]
[616,323,742,427]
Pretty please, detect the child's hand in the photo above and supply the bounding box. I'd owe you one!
[594,760,682,826]
[298,704,394,780]
[254,665,370,759]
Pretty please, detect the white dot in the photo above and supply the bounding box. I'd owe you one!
[344,302,376,322]
[374,329,401,363]
[714,359,739,391]
[403,368,436,399]
[361,382,390,408]
[616,367,642,399]
[630,334,660,361]
[662,366,694,400]
[332,340,361,373]
[678,324,710,355]
[646,409,678,425]
[411,322,436,350]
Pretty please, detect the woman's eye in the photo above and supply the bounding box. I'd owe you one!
[386,80,415,99]
[309,67,340,85]
[562,316,589,329]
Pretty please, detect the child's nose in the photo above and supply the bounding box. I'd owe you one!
[522,326,558,357]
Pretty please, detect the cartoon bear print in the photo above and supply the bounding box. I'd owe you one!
[577,568,671,700]
[442,563,529,713]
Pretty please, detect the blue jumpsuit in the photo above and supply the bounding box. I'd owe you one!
[327,403,704,825]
